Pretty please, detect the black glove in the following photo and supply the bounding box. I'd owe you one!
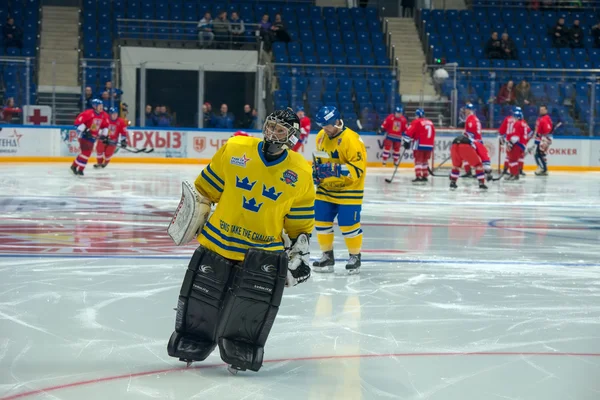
[120,138,127,148]
[81,129,93,141]
[402,140,411,150]
[101,135,110,145]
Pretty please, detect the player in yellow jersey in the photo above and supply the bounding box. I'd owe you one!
[166,109,315,373]
[312,106,367,274]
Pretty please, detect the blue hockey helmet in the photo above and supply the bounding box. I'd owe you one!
[91,98,103,108]
[512,106,522,113]
[296,106,304,112]
[465,103,475,110]
[513,109,524,119]
[315,105,341,127]
[108,106,119,114]
[394,105,404,114]
[415,108,425,118]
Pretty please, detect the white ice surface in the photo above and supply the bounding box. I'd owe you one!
[0,163,599,400]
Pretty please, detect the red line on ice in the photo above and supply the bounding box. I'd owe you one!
[2,351,599,400]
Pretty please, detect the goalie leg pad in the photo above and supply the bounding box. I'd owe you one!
[167,246,235,362]
[217,249,288,372]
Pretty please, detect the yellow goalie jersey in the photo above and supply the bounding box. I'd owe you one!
[315,127,367,206]
[194,136,315,261]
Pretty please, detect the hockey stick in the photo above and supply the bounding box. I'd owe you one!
[384,147,407,184]
[121,146,155,154]
[427,154,451,177]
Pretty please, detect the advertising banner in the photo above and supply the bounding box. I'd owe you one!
[126,130,188,158]
[0,126,52,156]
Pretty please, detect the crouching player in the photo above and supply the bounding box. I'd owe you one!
[166,109,314,373]
[94,107,129,169]
[449,135,488,190]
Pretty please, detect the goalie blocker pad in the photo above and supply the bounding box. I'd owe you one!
[217,248,288,372]
[167,180,211,246]
[167,246,288,371]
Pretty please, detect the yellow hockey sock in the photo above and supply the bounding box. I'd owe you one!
[340,223,363,254]
[315,221,334,251]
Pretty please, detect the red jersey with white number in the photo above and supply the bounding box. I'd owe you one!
[74,109,109,137]
[464,114,482,142]
[381,114,408,141]
[107,117,129,142]
[404,118,435,149]
[535,114,553,143]
[498,116,516,139]
[507,119,531,149]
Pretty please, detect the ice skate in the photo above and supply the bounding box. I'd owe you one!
[312,250,335,273]
[461,170,473,178]
[535,169,548,176]
[345,253,361,275]
[479,182,488,190]
[421,176,428,183]
[412,177,423,184]
[449,180,458,190]
[77,169,84,177]
[505,174,519,181]
[93,164,103,169]
[70,165,78,176]
[519,169,526,176]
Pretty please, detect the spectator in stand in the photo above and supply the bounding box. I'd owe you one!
[258,14,273,51]
[144,104,155,126]
[0,98,21,123]
[501,32,517,59]
[212,11,231,48]
[198,12,214,48]
[80,86,94,109]
[497,80,517,105]
[213,103,235,128]
[569,19,584,48]
[238,104,256,129]
[154,105,172,127]
[101,91,111,109]
[515,80,532,107]
[552,18,569,48]
[593,22,600,48]
[2,17,23,50]
[271,14,291,45]
[203,102,213,127]
[229,11,245,47]
[485,32,503,59]
[103,81,123,103]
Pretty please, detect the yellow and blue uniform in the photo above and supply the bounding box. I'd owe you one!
[194,136,315,261]
[314,127,367,255]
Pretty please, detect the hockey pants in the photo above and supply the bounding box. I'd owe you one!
[507,145,525,176]
[96,141,117,165]
[381,138,402,164]
[451,143,485,184]
[463,140,491,173]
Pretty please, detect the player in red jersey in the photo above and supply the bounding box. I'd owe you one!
[505,108,532,181]
[291,107,311,152]
[449,135,488,190]
[94,107,129,169]
[403,108,435,183]
[533,105,553,176]
[70,99,109,176]
[498,106,521,175]
[462,103,492,180]
[379,105,408,166]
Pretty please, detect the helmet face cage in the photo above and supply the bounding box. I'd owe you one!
[263,111,300,150]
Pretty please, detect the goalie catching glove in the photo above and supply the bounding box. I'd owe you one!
[283,232,311,287]
[167,180,212,245]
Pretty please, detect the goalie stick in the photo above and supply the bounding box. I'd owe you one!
[384,147,407,184]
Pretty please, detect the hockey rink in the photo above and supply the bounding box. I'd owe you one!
[0,163,599,400]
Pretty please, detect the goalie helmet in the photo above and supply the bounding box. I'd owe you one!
[262,108,301,155]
